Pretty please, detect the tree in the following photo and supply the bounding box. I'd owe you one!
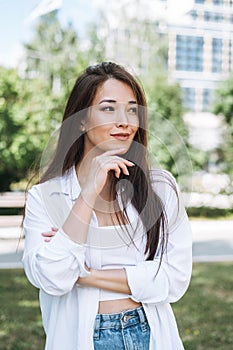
[84,13,107,64]
[24,11,85,97]
[213,74,233,176]
[141,73,192,188]
[0,67,22,190]
[0,12,89,191]
[19,12,88,175]
[88,2,168,76]
[0,66,54,191]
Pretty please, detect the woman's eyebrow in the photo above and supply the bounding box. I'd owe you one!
[99,99,137,104]
[99,99,116,104]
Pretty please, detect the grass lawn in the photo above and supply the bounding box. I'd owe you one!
[173,262,233,350]
[0,262,232,350]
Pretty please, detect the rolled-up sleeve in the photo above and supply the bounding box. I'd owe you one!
[124,173,192,305]
[23,185,89,296]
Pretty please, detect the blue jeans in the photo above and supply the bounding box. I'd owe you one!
[93,306,150,350]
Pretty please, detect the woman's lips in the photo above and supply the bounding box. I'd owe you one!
[111,133,130,141]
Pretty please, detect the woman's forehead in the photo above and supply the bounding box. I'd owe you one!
[92,78,137,105]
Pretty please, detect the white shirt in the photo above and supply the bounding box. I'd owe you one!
[86,217,147,301]
[23,166,192,350]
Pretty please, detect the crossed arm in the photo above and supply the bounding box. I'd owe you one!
[78,268,131,294]
[42,227,131,295]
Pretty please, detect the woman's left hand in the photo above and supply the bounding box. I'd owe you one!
[41,227,58,242]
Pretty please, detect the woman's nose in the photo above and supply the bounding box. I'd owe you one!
[115,106,128,127]
[116,120,128,128]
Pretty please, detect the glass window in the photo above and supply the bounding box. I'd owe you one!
[204,11,224,22]
[212,38,222,73]
[214,13,224,22]
[203,89,214,111]
[176,35,204,72]
[182,88,196,111]
[204,11,211,21]
[212,0,224,5]
[190,10,198,20]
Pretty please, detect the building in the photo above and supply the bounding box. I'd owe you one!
[165,0,233,112]
[86,0,233,113]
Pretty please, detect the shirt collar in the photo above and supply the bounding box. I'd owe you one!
[46,165,126,202]
[47,165,81,201]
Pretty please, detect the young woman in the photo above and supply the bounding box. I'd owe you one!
[23,61,192,350]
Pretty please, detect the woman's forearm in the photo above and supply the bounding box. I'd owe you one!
[77,268,131,294]
[62,190,95,244]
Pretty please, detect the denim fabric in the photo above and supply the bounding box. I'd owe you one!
[93,306,150,350]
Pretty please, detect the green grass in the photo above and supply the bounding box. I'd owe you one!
[0,263,232,350]
[173,262,233,350]
[0,269,45,350]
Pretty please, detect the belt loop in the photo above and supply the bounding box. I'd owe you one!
[93,314,100,340]
[138,307,148,333]
[138,307,146,323]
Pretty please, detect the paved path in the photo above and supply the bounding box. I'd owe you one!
[0,219,232,268]
[191,220,233,262]
[0,226,24,268]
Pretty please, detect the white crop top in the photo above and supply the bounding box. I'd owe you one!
[85,220,147,301]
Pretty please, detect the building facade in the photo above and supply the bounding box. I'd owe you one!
[92,0,233,113]
[166,0,233,112]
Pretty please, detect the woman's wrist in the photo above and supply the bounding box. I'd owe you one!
[80,188,97,209]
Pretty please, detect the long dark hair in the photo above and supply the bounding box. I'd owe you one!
[40,62,168,261]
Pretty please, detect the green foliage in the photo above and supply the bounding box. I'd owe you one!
[213,76,233,176]
[0,67,23,190]
[0,12,90,191]
[187,207,233,219]
[84,14,107,64]
[24,11,85,95]
[213,74,233,124]
[142,74,193,186]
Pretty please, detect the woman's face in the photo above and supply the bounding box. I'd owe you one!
[82,78,139,156]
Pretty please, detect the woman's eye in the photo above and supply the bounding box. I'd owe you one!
[128,107,138,114]
[102,106,114,112]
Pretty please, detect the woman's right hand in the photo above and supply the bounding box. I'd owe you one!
[62,149,135,244]
[80,149,135,204]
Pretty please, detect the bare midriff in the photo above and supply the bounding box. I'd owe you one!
[98,298,142,314]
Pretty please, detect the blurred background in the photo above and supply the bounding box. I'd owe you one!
[0,1,232,349]
[0,0,232,217]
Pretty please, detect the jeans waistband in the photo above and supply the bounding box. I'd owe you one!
[94,306,148,334]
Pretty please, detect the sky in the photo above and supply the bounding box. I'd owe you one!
[0,0,193,67]
[0,0,98,67]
